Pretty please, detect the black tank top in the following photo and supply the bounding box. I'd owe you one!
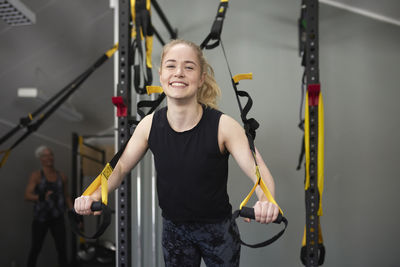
[148,106,232,222]
[33,170,66,222]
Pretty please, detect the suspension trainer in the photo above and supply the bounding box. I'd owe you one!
[297,0,326,266]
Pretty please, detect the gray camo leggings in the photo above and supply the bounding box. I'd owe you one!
[162,217,241,267]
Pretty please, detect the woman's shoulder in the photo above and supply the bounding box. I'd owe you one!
[219,113,241,127]
[218,113,244,137]
[136,113,154,131]
[29,170,42,183]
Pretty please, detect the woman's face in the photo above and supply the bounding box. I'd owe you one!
[159,43,205,103]
[40,148,54,167]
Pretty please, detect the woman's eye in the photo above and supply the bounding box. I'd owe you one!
[166,65,175,68]
[185,66,194,70]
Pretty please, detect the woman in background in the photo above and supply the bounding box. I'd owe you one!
[25,146,73,267]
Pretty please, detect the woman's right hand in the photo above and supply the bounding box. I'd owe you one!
[74,195,100,215]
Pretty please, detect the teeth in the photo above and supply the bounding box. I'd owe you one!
[170,82,186,86]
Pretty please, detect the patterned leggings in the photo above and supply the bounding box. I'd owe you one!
[162,217,241,267]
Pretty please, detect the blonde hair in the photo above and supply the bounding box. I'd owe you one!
[160,39,221,109]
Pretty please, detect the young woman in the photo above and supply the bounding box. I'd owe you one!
[74,39,279,266]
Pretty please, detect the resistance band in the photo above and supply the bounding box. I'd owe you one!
[0,44,118,169]
[201,0,288,248]
[68,141,127,239]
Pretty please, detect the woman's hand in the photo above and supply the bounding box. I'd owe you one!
[74,195,101,215]
[246,200,279,224]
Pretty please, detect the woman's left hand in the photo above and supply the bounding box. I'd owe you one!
[252,200,279,224]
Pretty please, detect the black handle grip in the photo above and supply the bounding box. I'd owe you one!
[90,201,103,211]
[239,206,255,219]
[239,206,283,224]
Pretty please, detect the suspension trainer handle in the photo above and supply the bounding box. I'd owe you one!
[68,201,112,240]
[238,206,283,224]
[232,207,288,248]
[70,200,103,213]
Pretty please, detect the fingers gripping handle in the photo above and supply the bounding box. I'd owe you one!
[239,206,283,224]
[71,201,103,214]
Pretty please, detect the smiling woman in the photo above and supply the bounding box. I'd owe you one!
[74,39,280,267]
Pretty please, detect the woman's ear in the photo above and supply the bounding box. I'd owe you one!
[200,71,206,87]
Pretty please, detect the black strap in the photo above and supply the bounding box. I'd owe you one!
[68,202,112,240]
[0,54,110,168]
[232,207,288,248]
[200,0,229,50]
[136,93,166,123]
[132,0,153,95]
[199,2,288,248]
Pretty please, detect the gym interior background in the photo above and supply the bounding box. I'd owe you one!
[1,0,399,266]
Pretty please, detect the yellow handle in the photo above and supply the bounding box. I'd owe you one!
[233,73,253,84]
[146,86,163,95]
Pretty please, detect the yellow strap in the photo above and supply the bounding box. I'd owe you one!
[82,163,113,205]
[221,0,229,2]
[146,0,151,11]
[105,43,119,58]
[146,85,163,95]
[232,73,253,84]
[317,94,324,216]
[239,177,258,210]
[78,136,84,157]
[304,91,324,216]
[0,149,11,168]
[78,136,84,146]
[131,0,136,23]
[28,113,33,121]
[239,154,283,214]
[145,35,153,69]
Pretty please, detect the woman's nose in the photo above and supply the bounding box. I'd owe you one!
[174,65,184,77]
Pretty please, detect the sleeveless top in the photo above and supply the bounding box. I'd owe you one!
[148,106,232,222]
[33,170,66,222]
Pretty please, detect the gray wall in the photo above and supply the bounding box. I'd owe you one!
[1,0,400,267]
